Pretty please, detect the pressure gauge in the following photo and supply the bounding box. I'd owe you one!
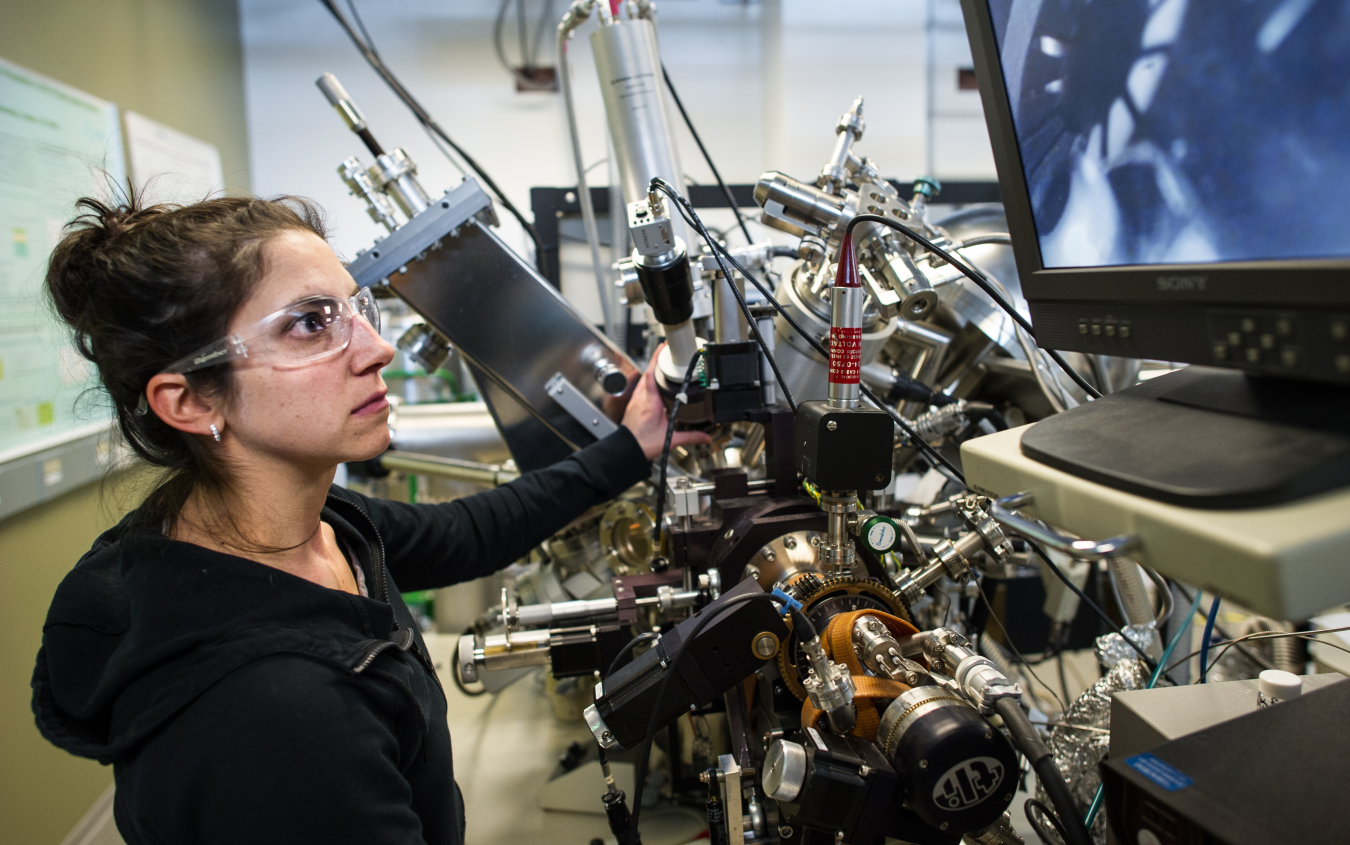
[862,515,899,555]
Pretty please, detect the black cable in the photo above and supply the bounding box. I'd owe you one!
[660,64,755,245]
[321,0,546,269]
[861,385,967,484]
[607,631,661,678]
[842,214,1103,401]
[1056,653,1072,710]
[650,178,797,412]
[627,591,783,845]
[1025,798,1070,845]
[1022,537,1157,670]
[975,580,1066,713]
[653,348,704,548]
[994,698,1093,845]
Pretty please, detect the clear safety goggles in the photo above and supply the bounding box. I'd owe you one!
[160,288,382,376]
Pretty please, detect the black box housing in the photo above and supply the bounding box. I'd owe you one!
[794,400,894,491]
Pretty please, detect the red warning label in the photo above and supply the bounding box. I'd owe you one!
[828,327,863,384]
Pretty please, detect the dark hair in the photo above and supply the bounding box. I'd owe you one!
[46,191,328,534]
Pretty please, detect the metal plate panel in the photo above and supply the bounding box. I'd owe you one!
[388,219,639,471]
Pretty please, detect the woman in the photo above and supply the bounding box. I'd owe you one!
[31,195,706,844]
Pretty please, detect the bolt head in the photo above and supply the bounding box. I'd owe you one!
[985,730,994,740]
[940,822,949,831]
[754,635,778,658]
[826,420,838,431]
[783,535,798,549]
[919,759,928,769]
[725,529,735,539]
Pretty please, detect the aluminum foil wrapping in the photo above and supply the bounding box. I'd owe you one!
[1094,624,1158,668]
[1036,652,1150,843]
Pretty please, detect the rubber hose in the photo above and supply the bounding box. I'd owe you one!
[994,698,1092,845]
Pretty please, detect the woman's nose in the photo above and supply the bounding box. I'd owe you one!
[352,313,396,370]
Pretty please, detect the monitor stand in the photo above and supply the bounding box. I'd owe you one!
[1018,367,1350,509]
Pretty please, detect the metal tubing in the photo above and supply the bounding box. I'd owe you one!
[378,451,520,486]
[557,4,615,335]
[990,494,1141,561]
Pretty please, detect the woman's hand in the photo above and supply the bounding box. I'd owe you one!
[622,344,713,460]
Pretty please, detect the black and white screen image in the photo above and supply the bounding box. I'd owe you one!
[986,0,1350,268]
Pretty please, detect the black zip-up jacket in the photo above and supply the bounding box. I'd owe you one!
[31,429,650,845]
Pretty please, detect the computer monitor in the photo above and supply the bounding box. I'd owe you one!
[960,0,1350,385]
[959,0,1350,508]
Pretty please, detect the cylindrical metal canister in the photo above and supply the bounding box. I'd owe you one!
[590,19,687,241]
[827,234,863,408]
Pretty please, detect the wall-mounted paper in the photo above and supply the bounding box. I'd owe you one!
[124,110,223,205]
[0,57,123,465]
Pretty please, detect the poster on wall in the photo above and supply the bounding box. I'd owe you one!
[0,57,124,466]
[124,110,223,205]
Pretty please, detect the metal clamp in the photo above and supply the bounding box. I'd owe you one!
[545,372,620,440]
[990,492,1141,561]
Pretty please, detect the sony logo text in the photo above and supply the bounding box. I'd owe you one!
[1156,275,1208,292]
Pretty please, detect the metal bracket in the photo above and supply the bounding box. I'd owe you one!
[545,372,619,441]
[716,753,746,842]
[347,177,494,288]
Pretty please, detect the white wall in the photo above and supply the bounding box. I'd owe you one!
[240,0,994,319]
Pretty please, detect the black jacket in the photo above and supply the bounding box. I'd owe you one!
[32,429,650,845]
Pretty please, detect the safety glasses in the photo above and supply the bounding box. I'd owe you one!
[160,288,382,376]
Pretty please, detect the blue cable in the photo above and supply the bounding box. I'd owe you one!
[1198,595,1223,683]
[1084,588,1204,830]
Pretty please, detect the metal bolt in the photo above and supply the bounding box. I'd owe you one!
[783,536,798,550]
[779,826,794,838]
[827,420,838,431]
[602,731,612,742]
[985,730,994,741]
[940,822,949,831]
[755,635,778,658]
[760,547,777,562]
[859,764,871,777]
[919,759,928,769]
[1004,793,1013,802]
[725,529,735,539]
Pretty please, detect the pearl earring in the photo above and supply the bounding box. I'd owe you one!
[210,424,222,443]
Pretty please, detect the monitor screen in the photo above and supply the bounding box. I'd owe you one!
[984,0,1350,269]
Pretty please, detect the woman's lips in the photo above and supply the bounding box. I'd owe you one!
[353,390,389,416]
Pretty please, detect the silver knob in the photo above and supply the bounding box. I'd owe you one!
[763,739,808,802]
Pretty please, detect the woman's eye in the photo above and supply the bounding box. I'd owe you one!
[286,309,333,337]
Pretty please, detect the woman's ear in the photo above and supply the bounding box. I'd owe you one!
[146,373,221,437]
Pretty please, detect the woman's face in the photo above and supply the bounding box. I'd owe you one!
[220,230,396,472]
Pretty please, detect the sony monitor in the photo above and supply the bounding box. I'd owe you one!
[959,0,1350,507]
